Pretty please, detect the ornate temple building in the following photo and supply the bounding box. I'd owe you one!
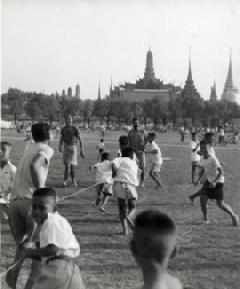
[221,51,239,103]
[181,56,201,100]
[109,49,181,102]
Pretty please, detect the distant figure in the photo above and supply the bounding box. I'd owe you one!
[190,132,200,183]
[179,125,185,142]
[24,125,33,151]
[128,118,147,187]
[100,124,106,138]
[59,115,85,187]
[130,210,183,289]
[0,142,17,220]
[96,138,105,160]
[218,126,225,144]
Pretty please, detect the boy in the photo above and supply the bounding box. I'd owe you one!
[190,132,200,183]
[145,132,163,188]
[59,115,85,187]
[20,188,84,289]
[96,138,105,160]
[130,210,182,289]
[6,123,54,289]
[117,135,129,157]
[0,142,17,219]
[89,152,113,212]
[194,140,239,225]
[112,147,140,235]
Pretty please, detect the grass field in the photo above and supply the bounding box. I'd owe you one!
[1,130,240,289]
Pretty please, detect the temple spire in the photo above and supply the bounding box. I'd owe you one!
[98,81,101,100]
[224,49,233,88]
[187,46,193,83]
[144,49,155,81]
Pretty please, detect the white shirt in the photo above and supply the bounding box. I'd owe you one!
[0,161,17,202]
[113,157,139,187]
[14,142,54,199]
[97,143,105,150]
[146,141,163,165]
[40,212,80,259]
[190,141,200,162]
[92,160,113,184]
[200,155,224,184]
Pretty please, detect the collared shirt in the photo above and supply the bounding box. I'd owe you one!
[40,212,80,259]
[14,142,54,199]
[128,128,147,152]
[0,161,17,201]
[61,125,80,146]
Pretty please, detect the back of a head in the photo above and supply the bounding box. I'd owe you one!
[148,132,156,140]
[0,141,12,150]
[33,187,56,200]
[32,123,50,142]
[121,147,134,159]
[101,151,110,161]
[204,132,214,144]
[119,135,129,147]
[132,210,176,264]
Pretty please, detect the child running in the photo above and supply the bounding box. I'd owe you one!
[0,142,17,220]
[20,188,84,289]
[145,132,163,188]
[190,132,200,183]
[89,152,113,212]
[130,210,182,289]
[192,140,239,226]
[112,147,140,235]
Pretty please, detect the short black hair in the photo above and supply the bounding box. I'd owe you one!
[31,123,50,142]
[101,151,110,161]
[121,147,134,159]
[148,132,156,139]
[0,141,12,148]
[191,132,197,136]
[33,188,56,200]
[119,135,129,147]
[100,138,104,142]
[135,210,176,234]
[132,117,138,122]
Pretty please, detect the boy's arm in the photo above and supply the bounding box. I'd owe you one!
[21,244,59,260]
[148,148,159,154]
[194,166,205,186]
[78,134,85,158]
[30,153,48,188]
[214,166,224,183]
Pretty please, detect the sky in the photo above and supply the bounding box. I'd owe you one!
[1,0,240,100]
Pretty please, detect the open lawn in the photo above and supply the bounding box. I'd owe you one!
[1,130,240,289]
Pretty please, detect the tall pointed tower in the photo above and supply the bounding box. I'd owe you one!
[209,80,217,102]
[221,50,239,103]
[75,83,80,98]
[144,49,155,83]
[182,53,200,99]
[98,81,101,100]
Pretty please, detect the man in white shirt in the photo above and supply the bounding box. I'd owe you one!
[6,123,54,289]
[145,132,163,188]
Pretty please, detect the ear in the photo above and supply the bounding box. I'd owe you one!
[130,240,137,256]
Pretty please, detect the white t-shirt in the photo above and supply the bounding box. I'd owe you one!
[97,143,105,150]
[200,155,224,184]
[190,141,200,162]
[93,160,113,184]
[0,161,17,202]
[146,141,163,165]
[14,142,54,198]
[40,212,80,259]
[113,157,139,187]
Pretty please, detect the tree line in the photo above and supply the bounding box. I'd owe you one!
[2,88,240,129]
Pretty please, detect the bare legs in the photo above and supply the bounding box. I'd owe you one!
[117,198,136,235]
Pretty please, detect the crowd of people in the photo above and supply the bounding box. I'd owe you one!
[0,116,239,289]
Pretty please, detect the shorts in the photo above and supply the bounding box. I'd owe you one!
[33,258,84,289]
[96,183,113,196]
[8,198,35,243]
[150,163,161,173]
[63,145,78,166]
[114,182,138,200]
[203,181,224,200]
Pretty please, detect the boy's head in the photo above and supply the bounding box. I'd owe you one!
[132,117,139,130]
[121,147,134,159]
[32,188,57,224]
[204,132,214,146]
[65,115,73,126]
[100,138,104,143]
[200,140,210,157]
[31,123,50,142]
[148,132,156,142]
[130,210,176,267]
[101,151,110,162]
[191,132,197,140]
[119,135,129,149]
[0,142,12,162]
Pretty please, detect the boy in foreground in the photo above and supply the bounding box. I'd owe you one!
[20,188,84,289]
[194,140,239,225]
[130,210,182,289]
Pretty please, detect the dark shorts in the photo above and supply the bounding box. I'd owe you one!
[204,181,224,200]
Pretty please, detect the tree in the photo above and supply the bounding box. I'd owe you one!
[82,99,94,126]
[4,88,25,124]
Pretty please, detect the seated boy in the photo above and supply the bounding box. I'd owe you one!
[0,141,17,219]
[130,210,182,289]
[20,188,85,289]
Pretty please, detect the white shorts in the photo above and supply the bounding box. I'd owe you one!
[114,182,138,200]
[150,163,161,173]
